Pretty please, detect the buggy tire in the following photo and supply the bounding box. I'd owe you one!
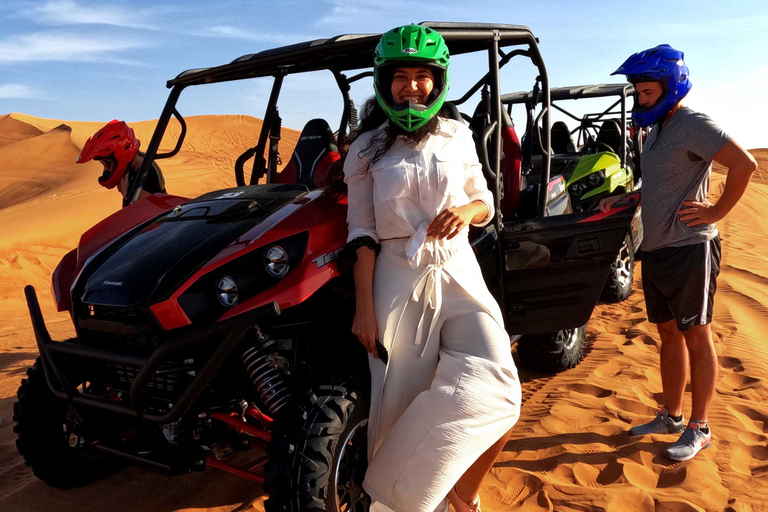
[600,233,634,303]
[265,382,370,512]
[13,358,121,489]
[516,325,585,373]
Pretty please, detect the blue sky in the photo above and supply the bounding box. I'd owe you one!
[1,0,767,148]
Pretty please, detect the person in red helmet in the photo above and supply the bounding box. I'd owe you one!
[77,120,166,207]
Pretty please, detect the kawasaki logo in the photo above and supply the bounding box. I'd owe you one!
[402,47,417,54]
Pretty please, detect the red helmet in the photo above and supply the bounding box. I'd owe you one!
[77,120,140,189]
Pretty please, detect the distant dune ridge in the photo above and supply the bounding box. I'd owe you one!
[0,114,766,511]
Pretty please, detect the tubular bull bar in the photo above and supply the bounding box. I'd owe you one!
[24,285,279,423]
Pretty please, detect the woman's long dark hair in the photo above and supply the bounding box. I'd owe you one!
[324,98,448,197]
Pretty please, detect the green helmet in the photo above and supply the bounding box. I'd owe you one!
[373,25,450,132]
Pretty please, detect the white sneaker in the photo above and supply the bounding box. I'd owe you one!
[664,421,711,461]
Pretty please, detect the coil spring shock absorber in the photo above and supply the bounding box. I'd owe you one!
[348,100,358,132]
[240,327,292,417]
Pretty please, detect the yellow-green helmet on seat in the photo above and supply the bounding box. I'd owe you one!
[373,25,450,132]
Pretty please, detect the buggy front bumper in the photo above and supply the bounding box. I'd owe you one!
[24,285,279,424]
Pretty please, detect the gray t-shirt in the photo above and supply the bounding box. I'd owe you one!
[640,107,731,251]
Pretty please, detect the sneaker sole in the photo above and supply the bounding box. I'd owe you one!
[664,439,711,461]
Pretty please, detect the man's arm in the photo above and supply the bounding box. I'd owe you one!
[678,140,758,226]
[598,190,641,213]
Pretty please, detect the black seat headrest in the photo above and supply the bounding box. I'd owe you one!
[596,120,623,155]
[551,121,576,154]
[293,119,336,184]
[443,101,464,124]
[470,99,514,138]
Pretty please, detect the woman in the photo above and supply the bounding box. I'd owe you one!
[339,25,521,512]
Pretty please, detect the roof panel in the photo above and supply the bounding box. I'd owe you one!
[501,83,633,104]
[167,22,535,88]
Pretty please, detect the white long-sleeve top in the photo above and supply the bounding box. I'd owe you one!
[344,118,494,267]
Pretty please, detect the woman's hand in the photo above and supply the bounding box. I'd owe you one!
[352,304,379,358]
[427,202,485,239]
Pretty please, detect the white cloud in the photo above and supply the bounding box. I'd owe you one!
[316,0,455,28]
[0,32,144,64]
[0,83,40,99]
[18,0,156,30]
[202,25,318,44]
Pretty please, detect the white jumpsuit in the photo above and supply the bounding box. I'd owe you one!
[344,118,522,512]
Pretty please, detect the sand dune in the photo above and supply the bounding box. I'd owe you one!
[0,114,765,512]
[0,115,43,149]
[0,123,85,209]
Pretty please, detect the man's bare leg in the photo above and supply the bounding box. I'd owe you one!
[657,319,689,416]
[682,323,718,421]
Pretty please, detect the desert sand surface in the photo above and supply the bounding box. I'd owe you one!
[0,113,766,512]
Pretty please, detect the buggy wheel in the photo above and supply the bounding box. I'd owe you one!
[516,325,585,373]
[600,233,634,303]
[13,358,121,488]
[265,382,370,512]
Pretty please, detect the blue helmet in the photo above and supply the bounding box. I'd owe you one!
[611,44,692,127]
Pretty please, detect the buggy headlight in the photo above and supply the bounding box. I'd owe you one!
[587,171,605,188]
[179,231,308,324]
[216,276,239,307]
[569,182,588,198]
[264,245,289,278]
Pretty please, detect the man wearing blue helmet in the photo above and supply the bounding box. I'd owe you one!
[602,44,758,461]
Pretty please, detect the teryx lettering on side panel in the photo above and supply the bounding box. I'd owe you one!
[313,247,344,268]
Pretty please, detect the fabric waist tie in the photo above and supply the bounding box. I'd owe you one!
[381,224,448,358]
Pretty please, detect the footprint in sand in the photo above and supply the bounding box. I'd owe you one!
[737,431,767,447]
[718,355,745,372]
[494,471,551,510]
[656,467,687,488]
[748,444,768,462]
[595,359,631,379]
[572,462,600,486]
[562,383,613,398]
[728,404,768,434]
[718,373,762,393]
[622,333,660,354]
[625,316,648,328]
[730,441,768,476]
[622,462,659,490]
[606,396,655,416]
[596,460,625,486]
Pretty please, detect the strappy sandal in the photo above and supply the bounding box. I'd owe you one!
[447,486,481,512]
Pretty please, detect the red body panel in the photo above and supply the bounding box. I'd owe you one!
[273,160,298,184]
[312,151,341,188]
[501,125,523,217]
[576,191,639,223]
[151,190,348,331]
[149,300,192,331]
[51,249,78,312]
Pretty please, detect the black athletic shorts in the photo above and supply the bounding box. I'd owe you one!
[642,236,721,331]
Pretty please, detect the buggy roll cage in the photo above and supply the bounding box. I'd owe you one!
[127,22,552,222]
[501,83,635,168]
